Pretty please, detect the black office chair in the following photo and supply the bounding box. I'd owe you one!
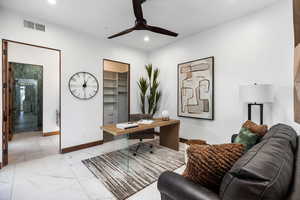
[129,114,155,156]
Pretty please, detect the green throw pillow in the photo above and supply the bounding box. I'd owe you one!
[234,127,259,151]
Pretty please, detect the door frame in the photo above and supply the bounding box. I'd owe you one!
[2,39,62,167]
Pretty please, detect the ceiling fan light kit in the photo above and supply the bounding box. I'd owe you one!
[108,0,178,39]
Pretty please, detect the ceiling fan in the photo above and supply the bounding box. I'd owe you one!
[107,0,178,39]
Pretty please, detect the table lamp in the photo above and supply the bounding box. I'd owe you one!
[239,84,274,125]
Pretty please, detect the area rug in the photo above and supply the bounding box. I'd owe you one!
[82,140,185,200]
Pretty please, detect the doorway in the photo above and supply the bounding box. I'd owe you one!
[2,40,61,167]
[102,59,130,143]
[11,62,43,135]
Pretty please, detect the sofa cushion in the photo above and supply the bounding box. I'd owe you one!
[220,124,296,200]
[234,127,260,151]
[243,120,268,137]
[183,143,245,192]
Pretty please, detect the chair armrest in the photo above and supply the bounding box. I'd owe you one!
[158,171,220,200]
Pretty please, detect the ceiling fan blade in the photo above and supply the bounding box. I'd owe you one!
[146,25,178,37]
[107,27,135,39]
[132,0,144,20]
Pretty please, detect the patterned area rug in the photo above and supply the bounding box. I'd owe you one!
[82,140,185,200]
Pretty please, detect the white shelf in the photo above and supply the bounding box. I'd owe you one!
[104,78,117,81]
[103,70,129,126]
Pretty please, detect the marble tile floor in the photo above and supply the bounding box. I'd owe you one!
[0,132,186,200]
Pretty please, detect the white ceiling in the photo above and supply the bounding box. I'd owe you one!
[0,0,280,52]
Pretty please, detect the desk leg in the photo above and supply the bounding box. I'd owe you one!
[160,123,179,151]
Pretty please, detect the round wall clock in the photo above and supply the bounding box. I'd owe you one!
[68,72,99,100]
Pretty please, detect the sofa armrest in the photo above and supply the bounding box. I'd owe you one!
[158,171,220,200]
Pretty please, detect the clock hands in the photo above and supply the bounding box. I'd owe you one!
[83,81,87,88]
[83,75,92,88]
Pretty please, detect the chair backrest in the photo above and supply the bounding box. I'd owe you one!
[128,114,155,139]
[129,114,152,122]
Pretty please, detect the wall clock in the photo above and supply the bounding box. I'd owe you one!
[68,72,99,100]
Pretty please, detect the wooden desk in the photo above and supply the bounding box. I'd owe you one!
[101,119,180,151]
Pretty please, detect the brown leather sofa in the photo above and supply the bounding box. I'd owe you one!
[157,124,300,200]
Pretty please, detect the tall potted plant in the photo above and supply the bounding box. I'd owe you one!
[137,64,161,116]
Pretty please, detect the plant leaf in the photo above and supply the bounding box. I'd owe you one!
[153,68,159,83]
[145,64,153,82]
[137,77,148,114]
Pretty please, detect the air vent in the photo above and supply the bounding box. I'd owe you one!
[35,23,46,32]
[23,20,46,32]
[23,20,35,29]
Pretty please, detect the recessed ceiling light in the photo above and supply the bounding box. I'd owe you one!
[144,36,150,42]
[48,0,56,5]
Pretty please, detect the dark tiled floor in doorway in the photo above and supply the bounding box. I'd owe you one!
[13,112,41,133]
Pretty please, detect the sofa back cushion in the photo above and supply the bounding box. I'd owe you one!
[220,124,297,200]
[261,124,298,152]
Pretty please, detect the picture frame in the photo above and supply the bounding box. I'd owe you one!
[177,56,214,120]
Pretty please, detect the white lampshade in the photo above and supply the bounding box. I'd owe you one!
[239,84,274,103]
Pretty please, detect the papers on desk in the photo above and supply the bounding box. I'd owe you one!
[116,120,154,129]
[137,120,154,125]
[116,122,139,129]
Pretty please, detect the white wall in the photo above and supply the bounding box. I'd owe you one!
[148,0,297,144]
[8,42,60,133]
[0,8,148,161]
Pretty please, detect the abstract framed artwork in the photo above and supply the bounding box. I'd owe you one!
[177,56,214,120]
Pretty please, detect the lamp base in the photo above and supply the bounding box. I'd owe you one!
[248,103,264,125]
